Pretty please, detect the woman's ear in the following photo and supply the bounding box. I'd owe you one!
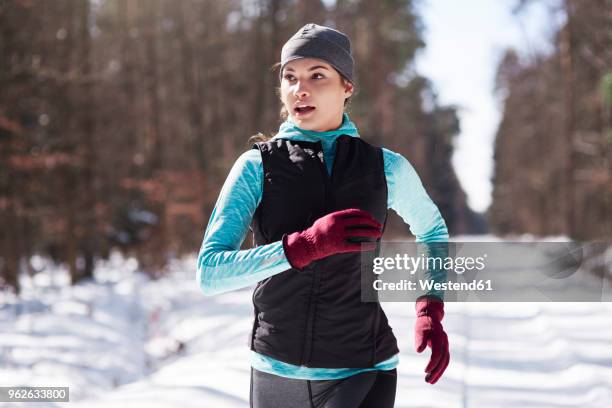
[344,80,354,98]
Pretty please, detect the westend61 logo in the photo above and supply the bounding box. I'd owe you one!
[361,241,611,302]
[370,253,492,293]
[372,253,487,275]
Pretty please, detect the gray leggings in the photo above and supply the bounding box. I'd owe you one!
[249,367,397,408]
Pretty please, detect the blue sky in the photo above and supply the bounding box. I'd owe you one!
[414,0,562,212]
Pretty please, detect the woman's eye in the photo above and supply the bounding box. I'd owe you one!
[284,73,324,81]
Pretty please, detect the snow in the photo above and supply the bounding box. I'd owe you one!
[1,245,612,407]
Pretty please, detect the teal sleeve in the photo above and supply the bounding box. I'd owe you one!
[196,149,291,296]
[383,148,449,242]
[383,148,449,300]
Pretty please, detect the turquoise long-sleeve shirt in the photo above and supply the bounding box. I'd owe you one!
[197,113,449,380]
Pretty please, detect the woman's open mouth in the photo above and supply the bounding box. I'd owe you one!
[294,106,316,116]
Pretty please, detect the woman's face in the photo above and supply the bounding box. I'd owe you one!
[280,58,353,131]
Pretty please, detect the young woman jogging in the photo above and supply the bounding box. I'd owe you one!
[197,23,450,408]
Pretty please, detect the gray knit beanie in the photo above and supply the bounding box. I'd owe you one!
[279,23,354,84]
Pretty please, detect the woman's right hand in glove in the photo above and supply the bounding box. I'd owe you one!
[282,208,383,270]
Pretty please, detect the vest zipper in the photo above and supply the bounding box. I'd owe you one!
[301,141,334,366]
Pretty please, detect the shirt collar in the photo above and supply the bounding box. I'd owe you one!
[271,112,360,143]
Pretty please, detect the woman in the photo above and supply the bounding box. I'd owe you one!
[197,23,450,408]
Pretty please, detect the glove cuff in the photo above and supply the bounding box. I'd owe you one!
[282,232,313,271]
[415,295,444,322]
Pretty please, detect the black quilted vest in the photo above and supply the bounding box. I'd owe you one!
[248,134,399,368]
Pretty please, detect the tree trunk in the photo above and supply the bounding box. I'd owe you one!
[560,0,576,238]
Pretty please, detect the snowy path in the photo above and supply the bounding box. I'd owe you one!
[1,253,612,407]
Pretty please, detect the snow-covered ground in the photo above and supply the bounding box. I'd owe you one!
[1,243,612,407]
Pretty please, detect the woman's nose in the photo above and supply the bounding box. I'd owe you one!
[293,81,310,98]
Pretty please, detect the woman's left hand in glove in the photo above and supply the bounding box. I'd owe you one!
[414,295,450,384]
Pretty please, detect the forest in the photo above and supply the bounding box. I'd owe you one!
[1,0,609,293]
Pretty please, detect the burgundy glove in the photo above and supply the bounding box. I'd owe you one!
[282,208,383,270]
[414,296,450,384]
